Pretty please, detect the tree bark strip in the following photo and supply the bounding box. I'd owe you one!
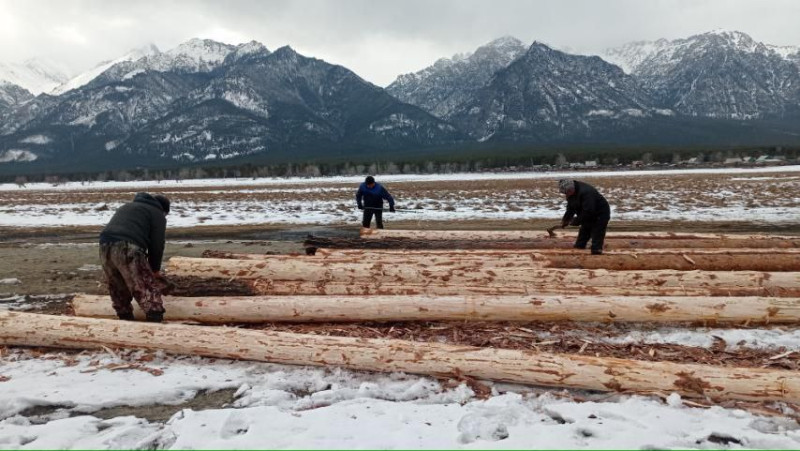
[1,311,797,403]
[72,293,800,324]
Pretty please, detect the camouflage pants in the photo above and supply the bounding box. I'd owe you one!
[99,241,165,318]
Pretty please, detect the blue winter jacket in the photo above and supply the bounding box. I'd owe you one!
[356,183,395,209]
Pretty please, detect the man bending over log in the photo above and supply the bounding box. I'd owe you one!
[98,192,170,322]
[558,179,611,255]
[356,176,395,229]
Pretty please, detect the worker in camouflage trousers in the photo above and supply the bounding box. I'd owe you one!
[356,176,395,229]
[99,192,170,322]
[558,179,611,255]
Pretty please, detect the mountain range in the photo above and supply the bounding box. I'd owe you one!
[1,30,800,171]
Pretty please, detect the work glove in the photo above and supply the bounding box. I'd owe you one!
[389,206,396,213]
[358,204,364,210]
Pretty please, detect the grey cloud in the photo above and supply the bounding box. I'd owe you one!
[1,0,799,86]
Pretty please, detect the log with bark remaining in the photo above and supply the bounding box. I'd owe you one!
[212,249,800,272]
[166,257,800,296]
[1,311,797,403]
[305,236,800,251]
[359,228,800,242]
[72,293,800,324]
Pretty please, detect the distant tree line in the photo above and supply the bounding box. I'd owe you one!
[3,145,798,185]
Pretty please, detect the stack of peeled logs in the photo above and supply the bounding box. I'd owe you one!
[4,228,800,404]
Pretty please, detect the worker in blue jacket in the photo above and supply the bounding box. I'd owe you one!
[356,176,395,229]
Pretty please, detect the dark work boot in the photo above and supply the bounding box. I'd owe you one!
[117,312,135,321]
[145,311,164,323]
[591,249,603,255]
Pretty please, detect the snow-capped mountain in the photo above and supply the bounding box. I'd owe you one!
[0,39,462,167]
[386,36,527,119]
[599,31,800,119]
[51,44,160,96]
[91,39,237,86]
[449,42,657,143]
[0,59,70,95]
[0,82,33,112]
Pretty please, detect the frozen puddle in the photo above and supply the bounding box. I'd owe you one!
[1,349,800,449]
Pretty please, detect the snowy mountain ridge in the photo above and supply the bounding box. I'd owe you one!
[386,36,527,119]
[0,59,71,95]
[51,44,160,96]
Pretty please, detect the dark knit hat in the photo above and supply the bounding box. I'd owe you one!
[153,194,171,214]
[365,176,375,184]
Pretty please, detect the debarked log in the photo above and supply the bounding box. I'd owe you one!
[165,257,800,296]
[72,293,800,324]
[217,249,800,272]
[1,311,797,403]
[359,228,800,242]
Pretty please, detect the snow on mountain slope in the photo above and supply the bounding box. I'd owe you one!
[0,82,34,111]
[0,59,70,95]
[51,44,160,96]
[387,36,527,119]
[603,30,800,119]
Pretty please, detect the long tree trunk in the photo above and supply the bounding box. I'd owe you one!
[1,311,797,403]
[213,250,800,271]
[72,293,800,324]
[305,236,800,250]
[166,257,800,296]
[360,228,800,242]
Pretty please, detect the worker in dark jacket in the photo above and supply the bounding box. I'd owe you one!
[558,179,611,255]
[356,176,395,229]
[99,192,170,322]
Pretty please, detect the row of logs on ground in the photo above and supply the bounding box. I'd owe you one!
[4,228,800,404]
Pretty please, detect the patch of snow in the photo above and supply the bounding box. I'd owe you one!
[2,349,800,449]
[19,135,51,145]
[121,68,145,80]
[0,278,20,285]
[0,149,37,163]
[622,108,646,117]
[587,109,615,117]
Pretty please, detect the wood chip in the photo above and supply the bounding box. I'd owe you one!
[769,350,795,360]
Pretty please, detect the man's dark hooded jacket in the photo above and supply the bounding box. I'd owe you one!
[562,181,611,226]
[99,193,167,271]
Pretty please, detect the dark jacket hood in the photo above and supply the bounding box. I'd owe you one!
[133,192,165,212]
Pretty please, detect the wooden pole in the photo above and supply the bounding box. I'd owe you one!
[165,257,800,295]
[72,293,800,324]
[1,311,797,403]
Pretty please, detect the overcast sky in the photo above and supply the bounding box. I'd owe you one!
[2,0,800,86]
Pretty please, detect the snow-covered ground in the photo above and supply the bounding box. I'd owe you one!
[1,166,800,227]
[3,165,800,192]
[2,348,799,449]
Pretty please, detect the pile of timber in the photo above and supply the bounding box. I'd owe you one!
[5,228,800,405]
